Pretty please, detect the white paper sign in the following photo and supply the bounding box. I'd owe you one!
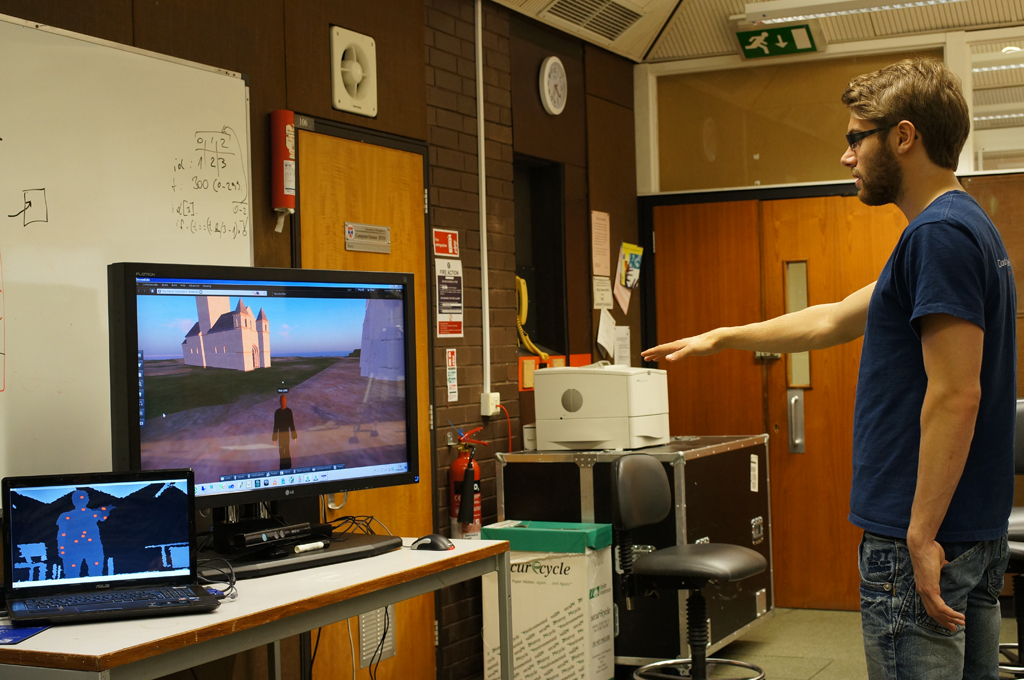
[446,349,458,402]
[597,309,616,359]
[592,276,613,310]
[591,211,610,277]
[613,326,631,367]
[436,259,464,338]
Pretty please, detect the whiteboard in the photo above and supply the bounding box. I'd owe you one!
[0,15,253,479]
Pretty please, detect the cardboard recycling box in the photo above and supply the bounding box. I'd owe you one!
[482,520,614,680]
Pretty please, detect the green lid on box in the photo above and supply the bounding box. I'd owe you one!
[481,520,612,554]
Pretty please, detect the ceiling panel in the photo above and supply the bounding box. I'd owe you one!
[496,0,1024,62]
[646,0,1024,62]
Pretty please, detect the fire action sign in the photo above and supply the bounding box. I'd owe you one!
[436,258,463,338]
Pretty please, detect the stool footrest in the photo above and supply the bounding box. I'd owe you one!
[999,643,1024,678]
[633,657,765,680]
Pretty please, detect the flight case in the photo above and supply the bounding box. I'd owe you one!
[495,435,773,669]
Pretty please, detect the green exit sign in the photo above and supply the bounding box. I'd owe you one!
[736,25,818,59]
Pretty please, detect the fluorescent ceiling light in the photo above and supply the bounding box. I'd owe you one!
[973,62,1024,72]
[973,113,1024,122]
[745,0,969,24]
[1002,46,1022,53]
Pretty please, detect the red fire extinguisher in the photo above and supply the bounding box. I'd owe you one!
[270,109,296,233]
[449,427,484,539]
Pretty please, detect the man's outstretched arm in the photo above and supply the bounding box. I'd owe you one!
[642,282,875,363]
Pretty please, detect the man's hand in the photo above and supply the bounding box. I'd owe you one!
[908,537,964,632]
[641,329,724,363]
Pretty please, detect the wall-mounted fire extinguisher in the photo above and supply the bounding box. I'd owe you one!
[449,427,484,539]
[270,109,296,233]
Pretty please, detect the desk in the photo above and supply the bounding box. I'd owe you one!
[0,538,513,680]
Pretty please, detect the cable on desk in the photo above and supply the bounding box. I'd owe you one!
[370,517,393,536]
[348,619,357,678]
[310,627,322,668]
[498,403,512,453]
[197,557,238,601]
[328,515,391,536]
[196,530,215,554]
[368,605,390,680]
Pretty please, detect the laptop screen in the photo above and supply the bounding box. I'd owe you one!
[3,470,195,592]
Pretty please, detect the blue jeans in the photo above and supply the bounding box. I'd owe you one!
[859,531,1008,679]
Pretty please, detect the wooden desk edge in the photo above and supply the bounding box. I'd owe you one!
[0,540,510,672]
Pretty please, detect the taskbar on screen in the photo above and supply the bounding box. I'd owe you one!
[194,462,409,498]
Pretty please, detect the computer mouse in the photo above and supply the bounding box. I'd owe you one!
[410,533,455,551]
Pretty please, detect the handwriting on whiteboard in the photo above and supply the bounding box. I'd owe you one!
[170,126,250,239]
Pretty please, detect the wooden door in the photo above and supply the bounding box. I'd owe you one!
[297,129,434,679]
[762,195,905,610]
[964,175,1024,399]
[653,201,765,436]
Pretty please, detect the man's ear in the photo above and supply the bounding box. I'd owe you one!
[894,120,917,155]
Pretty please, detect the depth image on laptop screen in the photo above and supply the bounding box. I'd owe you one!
[132,276,410,500]
[7,479,190,590]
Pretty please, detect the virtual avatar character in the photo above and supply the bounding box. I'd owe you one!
[272,394,297,470]
[56,490,114,579]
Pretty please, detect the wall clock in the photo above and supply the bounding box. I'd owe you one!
[539,56,567,116]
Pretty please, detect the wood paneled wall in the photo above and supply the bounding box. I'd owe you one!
[509,17,586,167]
[283,1,428,141]
[586,84,639,364]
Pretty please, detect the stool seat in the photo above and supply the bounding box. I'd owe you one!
[634,543,768,583]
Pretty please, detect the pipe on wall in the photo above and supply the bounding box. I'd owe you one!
[475,0,493,395]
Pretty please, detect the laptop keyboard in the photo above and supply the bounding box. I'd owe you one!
[24,587,199,610]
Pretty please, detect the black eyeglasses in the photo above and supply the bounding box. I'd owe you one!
[846,127,886,150]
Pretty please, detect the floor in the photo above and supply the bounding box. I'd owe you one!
[697,608,1020,679]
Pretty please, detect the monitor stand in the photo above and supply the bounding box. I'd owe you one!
[199,512,403,580]
[199,531,403,580]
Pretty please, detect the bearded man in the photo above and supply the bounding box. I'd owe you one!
[643,58,1016,679]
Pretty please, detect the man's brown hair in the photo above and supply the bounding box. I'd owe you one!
[841,58,969,170]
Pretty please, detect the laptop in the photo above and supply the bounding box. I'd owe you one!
[2,469,220,625]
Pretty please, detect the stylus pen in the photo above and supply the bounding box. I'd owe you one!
[294,541,327,554]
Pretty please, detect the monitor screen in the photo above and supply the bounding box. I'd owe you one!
[108,263,419,509]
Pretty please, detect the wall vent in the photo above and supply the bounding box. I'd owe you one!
[359,605,396,668]
[330,26,378,118]
[544,0,642,41]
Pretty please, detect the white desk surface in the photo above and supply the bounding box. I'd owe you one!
[0,538,509,676]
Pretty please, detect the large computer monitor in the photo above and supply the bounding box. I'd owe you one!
[107,263,417,575]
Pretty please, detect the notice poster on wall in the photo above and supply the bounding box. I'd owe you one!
[446,349,459,402]
[591,211,611,277]
[436,258,464,338]
[613,243,643,314]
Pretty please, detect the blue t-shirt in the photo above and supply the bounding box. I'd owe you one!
[849,191,1016,542]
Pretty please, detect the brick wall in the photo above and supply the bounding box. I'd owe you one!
[424,1,519,678]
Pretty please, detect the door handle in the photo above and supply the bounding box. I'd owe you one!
[787,388,805,453]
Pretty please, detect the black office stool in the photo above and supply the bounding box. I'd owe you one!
[998,400,1024,677]
[612,453,767,680]
[1000,542,1024,677]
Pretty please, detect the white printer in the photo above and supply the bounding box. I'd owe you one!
[533,363,670,451]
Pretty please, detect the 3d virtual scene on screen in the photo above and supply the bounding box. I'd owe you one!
[9,482,189,585]
[136,294,406,484]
